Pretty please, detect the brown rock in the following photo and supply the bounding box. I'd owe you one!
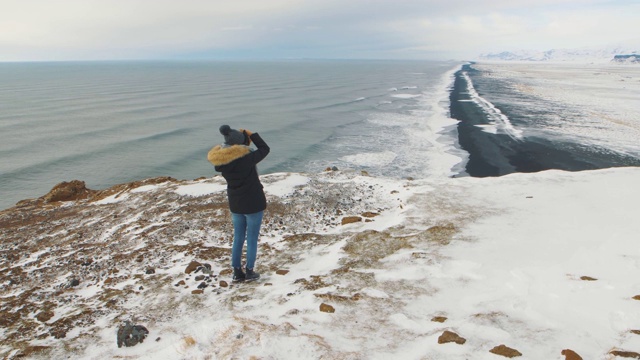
[437,330,466,345]
[561,349,583,360]
[51,329,67,339]
[219,268,232,277]
[580,276,597,281]
[195,275,205,281]
[185,261,202,274]
[426,223,457,236]
[191,290,203,295]
[0,311,20,327]
[361,212,379,218]
[341,216,362,225]
[104,277,115,285]
[633,295,640,301]
[431,316,448,323]
[609,350,640,358]
[219,280,228,288]
[43,180,94,203]
[36,311,54,323]
[16,346,50,358]
[176,280,186,286]
[489,345,522,358]
[319,303,335,313]
[631,330,640,335]
[276,269,290,275]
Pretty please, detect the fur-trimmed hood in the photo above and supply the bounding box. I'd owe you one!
[207,132,270,214]
[207,144,251,166]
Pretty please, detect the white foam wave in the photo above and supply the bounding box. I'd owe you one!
[391,94,421,99]
[358,64,468,179]
[367,113,419,127]
[401,86,418,89]
[413,64,470,178]
[340,151,398,167]
[461,71,524,140]
[475,124,499,134]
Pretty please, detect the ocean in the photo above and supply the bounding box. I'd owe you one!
[0,60,463,210]
[2,60,639,210]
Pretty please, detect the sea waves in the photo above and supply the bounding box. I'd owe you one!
[0,60,463,209]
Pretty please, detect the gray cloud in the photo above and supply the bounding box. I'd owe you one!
[0,0,637,61]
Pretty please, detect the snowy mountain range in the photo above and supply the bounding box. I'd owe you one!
[478,41,640,63]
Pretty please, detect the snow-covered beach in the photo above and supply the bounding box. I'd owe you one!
[452,62,640,177]
[1,62,640,359]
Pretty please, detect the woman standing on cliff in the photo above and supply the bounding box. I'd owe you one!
[207,125,270,282]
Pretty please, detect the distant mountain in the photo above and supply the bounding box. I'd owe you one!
[611,54,640,64]
[478,40,640,63]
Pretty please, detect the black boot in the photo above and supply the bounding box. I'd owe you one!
[245,267,260,281]
[232,267,246,282]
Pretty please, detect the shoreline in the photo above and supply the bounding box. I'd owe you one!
[449,63,640,177]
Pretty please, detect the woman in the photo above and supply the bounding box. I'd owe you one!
[207,125,270,282]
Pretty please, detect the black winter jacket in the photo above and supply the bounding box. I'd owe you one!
[207,133,270,214]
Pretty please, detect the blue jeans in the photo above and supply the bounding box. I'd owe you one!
[231,211,264,269]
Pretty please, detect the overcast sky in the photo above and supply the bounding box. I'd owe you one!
[1,0,638,61]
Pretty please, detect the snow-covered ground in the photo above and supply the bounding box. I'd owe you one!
[1,167,639,359]
[1,62,640,359]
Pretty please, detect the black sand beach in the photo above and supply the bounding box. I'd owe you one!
[450,63,640,177]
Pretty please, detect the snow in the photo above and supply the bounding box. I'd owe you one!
[61,166,638,360]
[174,178,226,197]
[262,173,310,197]
[130,185,159,193]
[430,168,640,358]
[477,40,640,63]
[93,192,129,205]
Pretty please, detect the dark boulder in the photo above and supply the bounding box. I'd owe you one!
[117,321,149,348]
